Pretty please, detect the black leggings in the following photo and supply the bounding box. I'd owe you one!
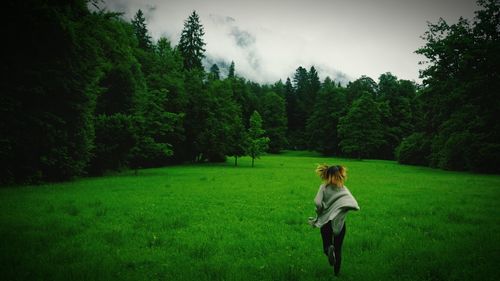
[320,221,346,273]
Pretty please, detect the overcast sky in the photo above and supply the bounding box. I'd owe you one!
[101,0,479,84]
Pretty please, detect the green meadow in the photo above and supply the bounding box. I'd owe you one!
[1,151,499,281]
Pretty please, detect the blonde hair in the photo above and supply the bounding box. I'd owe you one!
[316,164,347,188]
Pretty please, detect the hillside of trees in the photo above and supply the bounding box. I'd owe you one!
[1,0,499,184]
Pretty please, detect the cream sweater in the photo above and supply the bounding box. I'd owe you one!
[308,184,360,235]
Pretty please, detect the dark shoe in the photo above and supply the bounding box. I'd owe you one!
[327,245,336,266]
[334,267,340,276]
[334,260,341,276]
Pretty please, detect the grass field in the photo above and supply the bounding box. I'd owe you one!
[1,151,499,281]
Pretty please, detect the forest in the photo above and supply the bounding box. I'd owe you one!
[2,0,499,184]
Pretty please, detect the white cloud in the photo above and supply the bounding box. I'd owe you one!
[192,12,350,84]
[100,0,478,84]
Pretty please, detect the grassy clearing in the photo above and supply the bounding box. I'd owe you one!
[1,151,499,280]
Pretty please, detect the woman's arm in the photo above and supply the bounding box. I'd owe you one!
[314,185,324,214]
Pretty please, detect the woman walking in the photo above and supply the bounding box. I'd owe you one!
[309,164,360,276]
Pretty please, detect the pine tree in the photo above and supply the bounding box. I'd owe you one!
[289,66,310,148]
[132,9,152,50]
[308,66,321,108]
[228,61,235,78]
[178,11,206,70]
[209,64,220,80]
[293,66,309,99]
[271,79,286,98]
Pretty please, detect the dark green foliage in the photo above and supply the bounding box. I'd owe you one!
[209,64,220,80]
[200,80,243,162]
[96,62,141,115]
[396,133,431,165]
[284,77,300,149]
[128,125,173,172]
[91,18,149,178]
[229,76,254,127]
[1,1,187,183]
[3,0,498,186]
[260,92,287,153]
[345,76,377,105]
[178,11,206,70]
[2,0,102,183]
[181,69,208,161]
[376,73,415,159]
[226,116,247,166]
[128,137,172,172]
[246,81,265,105]
[224,67,249,165]
[338,94,385,159]
[228,61,235,78]
[411,0,500,172]
[138,36,186,163]
[131,88,178,168]
[183,72,244,162]
[291,67,309,138]
[271,79,286,99]
[91,31,179,172]
[246,111,270,167]
[149,37,187,111]
[307,66,321,108]
[306,77,347,155]
[131,9,152,50]
[287,66,321,149]
[89,114,136,175]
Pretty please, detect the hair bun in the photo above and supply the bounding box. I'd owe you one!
[327,165,338,174]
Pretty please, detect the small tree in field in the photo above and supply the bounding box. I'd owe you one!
[246,111,270,167]
[227,116,247,166]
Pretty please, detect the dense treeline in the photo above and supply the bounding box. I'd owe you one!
[398,0,500,173]
[1,0,498,184]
